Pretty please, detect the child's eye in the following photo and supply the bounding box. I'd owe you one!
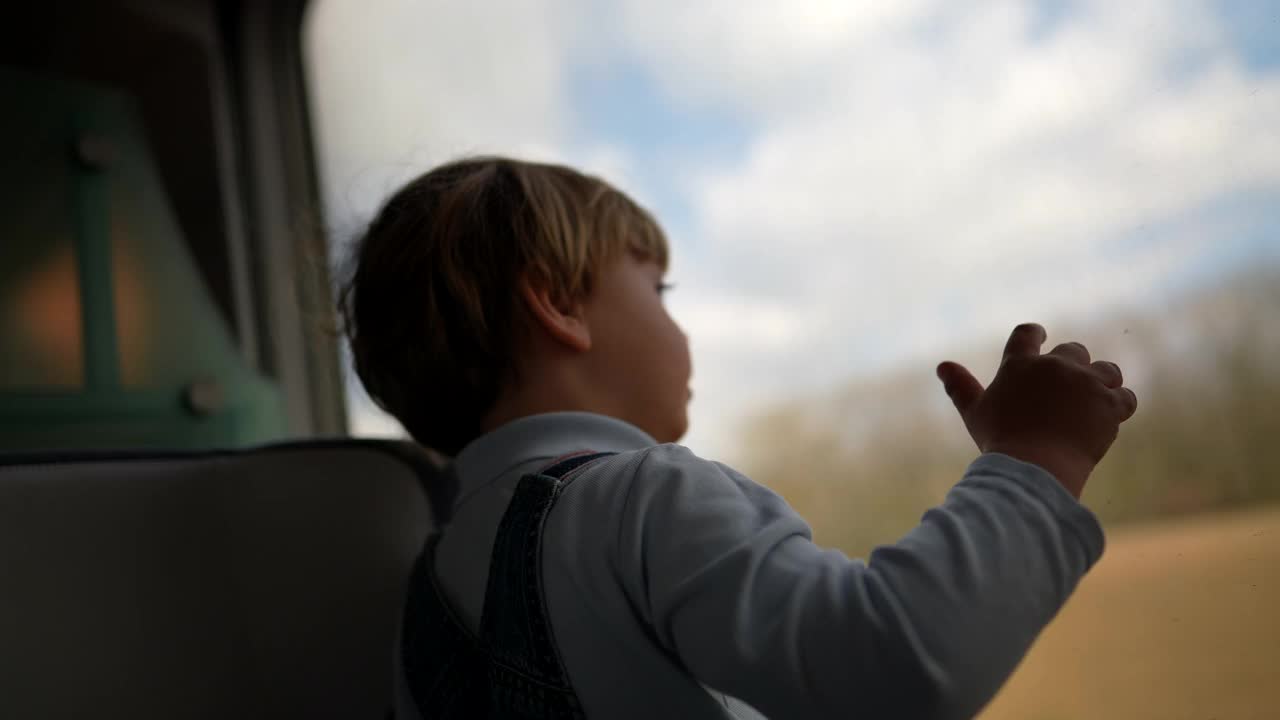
[657,282,676,295]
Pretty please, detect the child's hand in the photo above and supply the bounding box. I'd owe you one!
[935,323,1138,499]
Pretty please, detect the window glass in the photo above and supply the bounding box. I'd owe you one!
[304,3,1280,716]
[0,124,84,389]
[109,130,245,390]
[1,3,243,350]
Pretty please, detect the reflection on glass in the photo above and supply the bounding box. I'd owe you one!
[1,113,85,391]
[111,213,152,388]
[0,238,85,389]
[108,150,243,390]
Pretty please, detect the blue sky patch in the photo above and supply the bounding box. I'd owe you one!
[566,58,755,248]
[1218,0,1280,72]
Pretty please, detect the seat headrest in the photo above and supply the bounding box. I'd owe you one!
[0,438,442,720]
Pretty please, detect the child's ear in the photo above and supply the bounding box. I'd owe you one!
[518,275,592,353]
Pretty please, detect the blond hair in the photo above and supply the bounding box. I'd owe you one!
[337,156,668,455]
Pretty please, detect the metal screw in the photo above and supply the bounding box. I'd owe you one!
[183,378,225,417]
[74,134,113,171]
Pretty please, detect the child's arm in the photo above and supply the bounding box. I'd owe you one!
[613,446,1099,719]
[611,324,1133,719]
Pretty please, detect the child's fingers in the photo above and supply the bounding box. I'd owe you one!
[1112,386,1139,421]
[1090,360,1124,388]
[937,361,984,414]
[1001,323,1047,366]
[1049,341,1091,365]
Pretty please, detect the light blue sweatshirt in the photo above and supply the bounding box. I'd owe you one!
[396,412,1105,719]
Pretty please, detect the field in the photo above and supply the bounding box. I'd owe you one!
[979,504,1280,720]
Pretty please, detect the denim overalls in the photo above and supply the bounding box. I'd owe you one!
[400,452,616,719]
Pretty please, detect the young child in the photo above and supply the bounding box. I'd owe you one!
[338,157,1138,719]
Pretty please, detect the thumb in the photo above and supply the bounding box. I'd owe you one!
[937,361,983,415]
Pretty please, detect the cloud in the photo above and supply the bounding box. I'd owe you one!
[609,0,941,117]
[304,0,588,236]
[304,0,1280,457]
[624,0,1280,456]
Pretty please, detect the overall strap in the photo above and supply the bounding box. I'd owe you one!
[479,451,616,718]
[400,450,616,719]
[400,534,488,717]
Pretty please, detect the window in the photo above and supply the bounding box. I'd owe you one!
[0,3,292,450]
[0,236,84,390]
[2,3,246,352]
[304,3,1280,715]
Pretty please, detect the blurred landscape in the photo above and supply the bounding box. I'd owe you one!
[738,264,1280,554]
[982,503,1279,720]
[737,263,1280,719]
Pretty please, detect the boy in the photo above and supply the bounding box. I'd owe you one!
[338,157,1137,719]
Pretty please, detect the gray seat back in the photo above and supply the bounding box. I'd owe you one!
[0,439,440,719]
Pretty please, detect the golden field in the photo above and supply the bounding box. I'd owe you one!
[980,504,1280,720]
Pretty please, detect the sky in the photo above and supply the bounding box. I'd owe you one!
[304,0,1280,460]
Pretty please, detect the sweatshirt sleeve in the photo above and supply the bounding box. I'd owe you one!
[611,445,1105,720]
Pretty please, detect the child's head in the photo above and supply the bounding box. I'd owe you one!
[338,156,691,456]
